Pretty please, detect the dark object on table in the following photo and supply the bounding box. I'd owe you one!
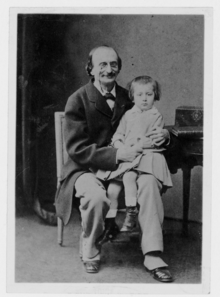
[175,106,203,127]
[171,126,203,139]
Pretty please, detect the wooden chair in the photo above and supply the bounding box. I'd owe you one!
[54,112,125,246]
[54,112,68,246]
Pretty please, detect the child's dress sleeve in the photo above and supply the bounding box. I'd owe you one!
[152,113,165,130]
[144,112,166,150]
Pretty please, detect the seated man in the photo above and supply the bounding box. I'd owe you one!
[55,45,173,282]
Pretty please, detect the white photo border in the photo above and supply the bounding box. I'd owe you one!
[5,4,215,296]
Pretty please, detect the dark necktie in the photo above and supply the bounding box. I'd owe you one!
[104,93,115,112]
[104,93,115,101]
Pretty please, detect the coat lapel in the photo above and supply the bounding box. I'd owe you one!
[111,84,131,129]
[86,80,113,118]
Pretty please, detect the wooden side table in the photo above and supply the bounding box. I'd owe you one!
[165,131,203,235]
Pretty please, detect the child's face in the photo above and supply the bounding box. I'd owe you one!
[133,83,155,111]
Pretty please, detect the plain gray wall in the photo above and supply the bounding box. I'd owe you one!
[64,14,203,222]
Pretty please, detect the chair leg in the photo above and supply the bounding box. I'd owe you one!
[57,217,64,246]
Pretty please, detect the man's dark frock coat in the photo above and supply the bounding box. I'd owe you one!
[55,80,133,225]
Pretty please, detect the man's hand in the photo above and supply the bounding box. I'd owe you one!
[140,136,153,149]
[117,146,143,162]
[146,127,169,146]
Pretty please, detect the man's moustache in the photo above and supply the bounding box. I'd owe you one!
[103,73,116,78]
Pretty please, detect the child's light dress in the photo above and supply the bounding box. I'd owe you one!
[97,105,173,188]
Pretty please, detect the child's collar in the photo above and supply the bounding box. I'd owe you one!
[131,105,158,114]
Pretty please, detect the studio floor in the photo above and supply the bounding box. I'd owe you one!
[15,207,202,284]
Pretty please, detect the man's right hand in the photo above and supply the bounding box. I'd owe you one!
[117,146,143,163]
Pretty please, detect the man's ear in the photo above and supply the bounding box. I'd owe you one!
[90,67,94,76]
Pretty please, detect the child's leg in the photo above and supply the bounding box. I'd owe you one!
[121,171,139,232]
[97,180,123,246]
[106,180,123,218]
[123,171,138,207]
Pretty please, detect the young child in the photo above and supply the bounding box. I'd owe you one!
[97,76,172,232]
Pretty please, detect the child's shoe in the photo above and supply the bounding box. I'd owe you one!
[120,206,138,232]
[96,218,120,246]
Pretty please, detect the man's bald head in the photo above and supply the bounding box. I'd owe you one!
[85,45,122,76]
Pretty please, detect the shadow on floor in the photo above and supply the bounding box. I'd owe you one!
[15,208,202,283]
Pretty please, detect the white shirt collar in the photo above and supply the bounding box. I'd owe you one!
[93,80,116,97]
[130,105,158,114]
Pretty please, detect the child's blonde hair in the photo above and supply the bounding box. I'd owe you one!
[128,76,161,101]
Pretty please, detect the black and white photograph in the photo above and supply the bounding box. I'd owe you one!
[5,4,215,295]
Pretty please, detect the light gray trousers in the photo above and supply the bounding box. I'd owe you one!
[75,172,167,269]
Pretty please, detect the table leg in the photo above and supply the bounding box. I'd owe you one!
[182,164,191,236]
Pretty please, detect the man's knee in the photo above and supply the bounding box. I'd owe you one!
[137,174,163,201]
[138,174,159,189]
[89,188,110,209]
[75,173,105,197]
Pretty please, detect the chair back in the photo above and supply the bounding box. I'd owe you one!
[54,112,68,187]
